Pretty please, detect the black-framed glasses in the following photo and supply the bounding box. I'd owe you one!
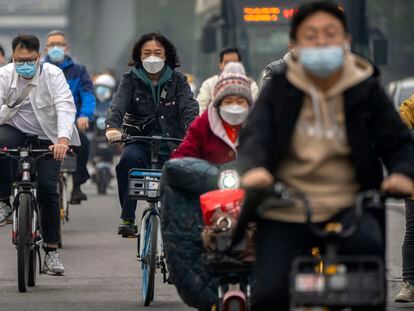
[13,58,38,66]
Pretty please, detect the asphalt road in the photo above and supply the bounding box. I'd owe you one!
[0,183,413,311]
[0,182,192,311]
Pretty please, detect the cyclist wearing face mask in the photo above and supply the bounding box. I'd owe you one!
[238,1,414,309]
[0,34,79,274]
[172,62,252,164]
[105,32,199,236]
[44,30,96,204]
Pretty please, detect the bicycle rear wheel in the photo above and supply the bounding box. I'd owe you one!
[141,214,157,306]
[17,193,32,292]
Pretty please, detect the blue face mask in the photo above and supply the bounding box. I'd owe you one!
[95,85,112,102]
[15,62,37,79]
[48,46,65,63]
[299,46,344,78]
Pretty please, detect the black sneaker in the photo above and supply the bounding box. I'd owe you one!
[118,220,137,238]
[70,188,87,204]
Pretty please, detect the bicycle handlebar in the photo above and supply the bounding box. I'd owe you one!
[232,183,408,247]
[259,183,404,239]
[0,147,73,161]
[113,135,183,144]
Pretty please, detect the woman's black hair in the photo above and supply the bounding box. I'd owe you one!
[128,32,180,68]
[290,1,347,41]
[12,34,40,52]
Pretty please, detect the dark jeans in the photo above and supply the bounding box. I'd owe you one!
[72,130,90,187]
[115,142,168,221]
[252,209,384,310]
[0,125,61,244]
[403,199,414,285]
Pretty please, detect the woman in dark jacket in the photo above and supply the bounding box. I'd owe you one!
[105,32,198,235]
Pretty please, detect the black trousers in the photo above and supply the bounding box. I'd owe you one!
[72,130,90,187]
[0,124,61,244]
[252,209,384,310]
[403,199,414,284]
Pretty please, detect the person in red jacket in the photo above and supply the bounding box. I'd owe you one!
[172,63,253,164]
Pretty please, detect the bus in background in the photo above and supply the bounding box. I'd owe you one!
[194,0,388,82]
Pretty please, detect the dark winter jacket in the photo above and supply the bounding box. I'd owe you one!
[260,56,287,89]
[105,67,199,150]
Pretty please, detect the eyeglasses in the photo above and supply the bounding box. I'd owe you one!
[13,58,38,66]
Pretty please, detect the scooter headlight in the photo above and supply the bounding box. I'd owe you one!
[96,117,106,130]
[218,170,240,190]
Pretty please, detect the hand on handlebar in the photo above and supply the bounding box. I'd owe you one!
[49,137,69,161]
[381,173,413,198]
[105,129,122,144]
[76,117,90,132]
[241,167,274,189]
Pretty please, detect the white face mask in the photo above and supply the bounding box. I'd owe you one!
[142,55,165,74]
[219,104,249,126]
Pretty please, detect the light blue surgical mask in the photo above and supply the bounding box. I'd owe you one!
[15,62,37,79]
[48,46,65,63]
[95,85,112,102]
[299,45,344,78]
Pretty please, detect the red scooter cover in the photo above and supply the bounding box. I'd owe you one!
[200,189,245,226]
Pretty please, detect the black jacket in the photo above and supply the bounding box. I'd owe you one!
[239,71,414,190]
[106,70,199,149]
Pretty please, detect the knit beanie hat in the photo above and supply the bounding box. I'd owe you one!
[212,62,253,107]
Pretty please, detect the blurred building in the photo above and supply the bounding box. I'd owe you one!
[0,0,68,61]
[0,0,414,85]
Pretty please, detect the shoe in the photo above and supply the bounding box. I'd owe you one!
[0,201,12,227]
[118,220,137,237]
[42,251,65,275]
[395,280,414,303]
[70,188,87,204]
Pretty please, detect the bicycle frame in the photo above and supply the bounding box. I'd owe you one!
[0,144,55,292]
[121,135,183,305]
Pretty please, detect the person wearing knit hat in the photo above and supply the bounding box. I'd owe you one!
[171,66,253,164]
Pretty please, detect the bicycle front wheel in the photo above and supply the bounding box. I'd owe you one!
[141,214,158,306]
[17,193,32,292]
[28,248,37,287]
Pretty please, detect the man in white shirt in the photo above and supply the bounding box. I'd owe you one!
[196,47,259,114]
[0,34,79,275]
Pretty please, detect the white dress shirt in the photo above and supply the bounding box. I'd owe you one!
[0,63,80,145]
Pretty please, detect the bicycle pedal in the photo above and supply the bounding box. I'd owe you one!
[122,234,136,238]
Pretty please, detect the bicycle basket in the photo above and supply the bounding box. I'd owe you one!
[61,154,77,173]
[128,169,162,200]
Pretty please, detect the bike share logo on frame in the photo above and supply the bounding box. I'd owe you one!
[130,170,162,178]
